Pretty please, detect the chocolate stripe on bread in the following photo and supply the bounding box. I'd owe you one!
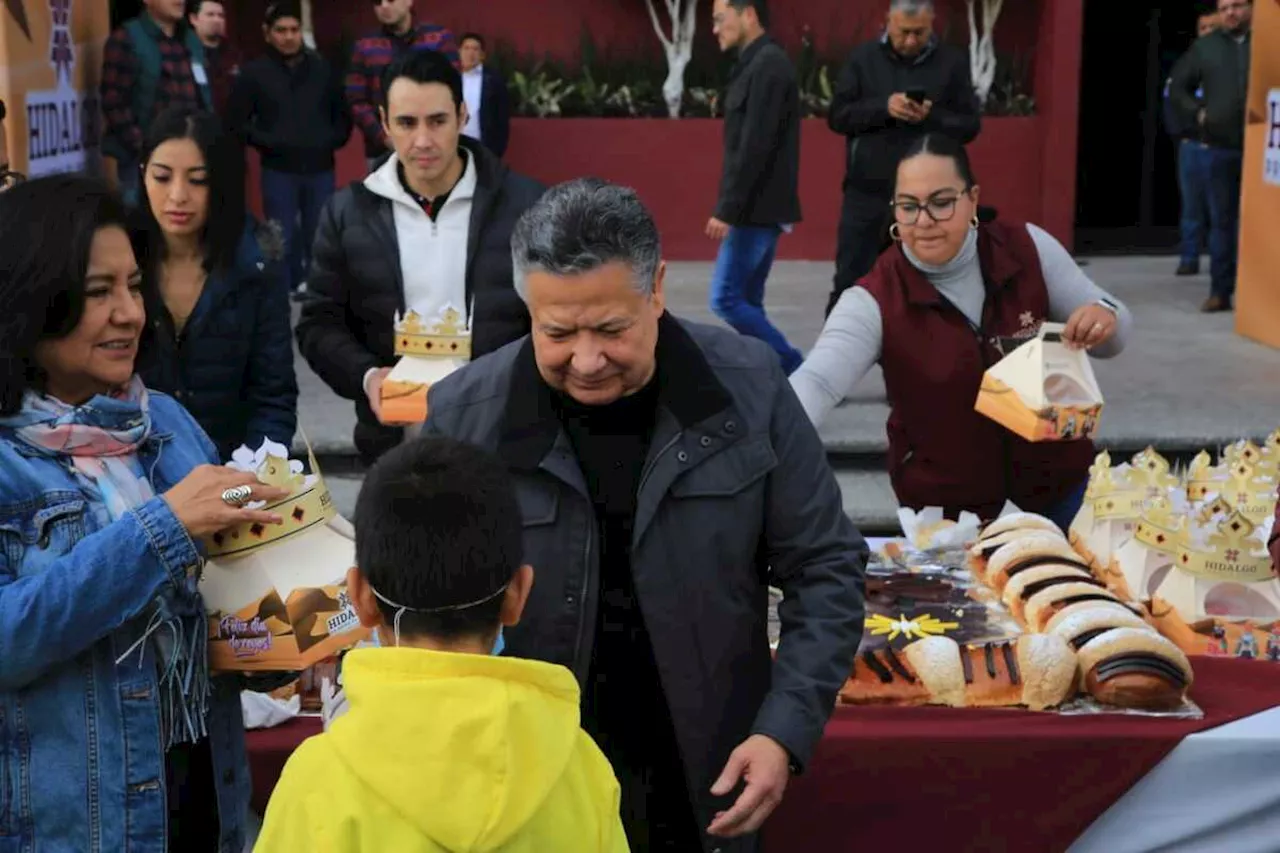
[961,649,974,684]
[883,647,916,683]
[1018,574,1106,601]
[1069,627,1112,650]
[1004,553,1092,579]
[1095,653,1188,687]
[862,650,892,684]
[1001,642,1021,686]
[984,643,997,679]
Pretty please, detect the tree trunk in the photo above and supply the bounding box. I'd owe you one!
[966,0,1004,108]
[645,0,697,118]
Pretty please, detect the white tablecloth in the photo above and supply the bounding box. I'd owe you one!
[1069,705,1280,853]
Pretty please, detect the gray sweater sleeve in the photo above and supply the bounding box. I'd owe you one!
[789,287,883,428]
[1028,223,1133,358]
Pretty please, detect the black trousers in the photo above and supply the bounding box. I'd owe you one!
[828,185,893,317]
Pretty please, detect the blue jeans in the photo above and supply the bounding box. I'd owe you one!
[1177,140,1211,267]
[1202,145,1243,299]
[261,168,336,291]
[1043,478,1088,534]
[709,225,803,374]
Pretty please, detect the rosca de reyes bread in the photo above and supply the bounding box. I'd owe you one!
[984,535,1092,594]
[1000,564,1097,626]
[979,512,1063,541]
[1076,627,1194,711]
[1023,582,1138,633]
[1046,602,1151,650]
[839,635,1078,711]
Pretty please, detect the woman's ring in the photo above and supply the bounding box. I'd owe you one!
[1092,322,1105,333]
[221,485,253,508]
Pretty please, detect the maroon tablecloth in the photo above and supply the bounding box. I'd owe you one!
[246,657,1280,849]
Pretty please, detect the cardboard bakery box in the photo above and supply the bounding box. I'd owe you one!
[974,322,1103,442]
[379,305,471,425]
[199,440,369,671]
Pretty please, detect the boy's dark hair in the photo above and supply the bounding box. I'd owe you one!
[459,32,485,50]
[0,176,134,414]
[380,48,464,112]
[354,436,523,639]
[729,0,770,28]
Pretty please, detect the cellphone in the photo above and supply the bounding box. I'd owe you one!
[906,89,928,104]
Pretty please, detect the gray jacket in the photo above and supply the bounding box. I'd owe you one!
[424,314,867,851]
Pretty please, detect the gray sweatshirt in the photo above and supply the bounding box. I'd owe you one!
[791,223,1133,427]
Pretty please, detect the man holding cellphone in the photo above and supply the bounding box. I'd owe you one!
[826,0,981,315]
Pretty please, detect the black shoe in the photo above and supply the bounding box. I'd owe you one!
[1175,262,1200,276]
[1200,295,1232,313]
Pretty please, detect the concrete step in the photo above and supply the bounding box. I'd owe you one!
[326,468,906,536]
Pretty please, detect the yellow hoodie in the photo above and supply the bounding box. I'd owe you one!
[255,647,629,852]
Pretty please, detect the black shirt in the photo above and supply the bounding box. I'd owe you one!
[550,375,701,849]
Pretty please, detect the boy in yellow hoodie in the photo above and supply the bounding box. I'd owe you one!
[256,437,629,852]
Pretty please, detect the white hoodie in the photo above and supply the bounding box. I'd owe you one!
[363,151,475,324]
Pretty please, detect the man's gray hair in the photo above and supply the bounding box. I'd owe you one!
[510,178,662,300]
[890,0,935,13]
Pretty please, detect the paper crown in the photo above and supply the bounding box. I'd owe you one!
[1175,511,1274,585]
[394,305,472,359]
[1087,447,1179,521]
[1133,494,1187,556]
[205,437,336,559]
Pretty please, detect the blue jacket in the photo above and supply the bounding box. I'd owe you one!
[0,393,248,853]
[137,221,298,461]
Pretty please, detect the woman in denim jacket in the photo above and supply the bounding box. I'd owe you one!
[0,177,288,852]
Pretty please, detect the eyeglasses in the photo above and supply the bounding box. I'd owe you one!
[891,189,970,226]
[0,169,26,191]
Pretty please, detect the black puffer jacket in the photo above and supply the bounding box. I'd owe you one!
[137,220,298,460]
[296,137,543,463]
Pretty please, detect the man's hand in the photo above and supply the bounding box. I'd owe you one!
[705,217,730,240]
[364,366,394,424]
[888,93,929,123]
[707,734,792,838]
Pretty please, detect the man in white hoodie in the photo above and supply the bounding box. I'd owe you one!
[297,49,543,465]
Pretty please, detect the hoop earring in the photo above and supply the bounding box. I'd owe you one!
[970,215,980,231]
[889,223,902,242]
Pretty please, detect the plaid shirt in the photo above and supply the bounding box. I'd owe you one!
[101,18,204,159]
[345,21,459,157]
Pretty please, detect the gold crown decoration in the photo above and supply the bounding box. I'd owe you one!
[1223,459,1278,523]
[1090,447,1178,522]
[1265,428,1280,454]
[1133,495,1188,556]
[1224,439,1265,469]
[1195,493,1235,526]
[394,305,473,359]
[1176,511,1274,585]
[1186,449,1228,502]
[206,436,337,559]
[1083,450,1114,500]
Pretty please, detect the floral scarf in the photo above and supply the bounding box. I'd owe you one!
[1,377,209,749]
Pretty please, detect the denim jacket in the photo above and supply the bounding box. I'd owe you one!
[0,392,248,853]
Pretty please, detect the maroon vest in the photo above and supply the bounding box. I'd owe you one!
[861,220,1096,520]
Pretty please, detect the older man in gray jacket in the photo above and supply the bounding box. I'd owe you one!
[422,178,866,852]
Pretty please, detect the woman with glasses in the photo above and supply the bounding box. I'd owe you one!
[791,133,1132,530]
